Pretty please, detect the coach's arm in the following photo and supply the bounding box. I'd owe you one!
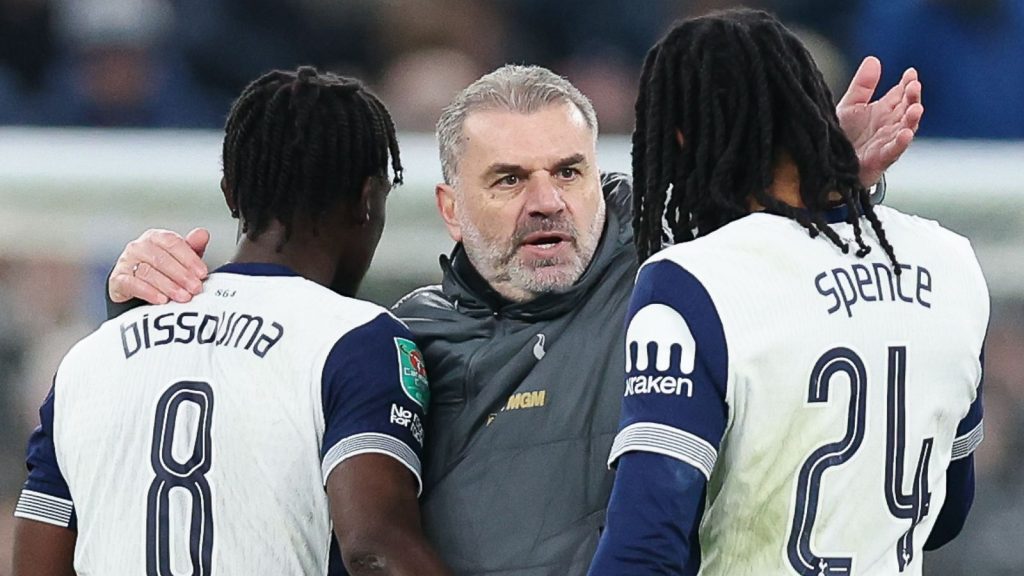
[328,454,450,576]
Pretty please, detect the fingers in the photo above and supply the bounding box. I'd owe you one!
[144,230,205,293]
[884,77,922,138]
[905,102,924,133]
[901,67,921,106]
[881,68,922,121]
[110,265,172,306]
[146,229,207,282]
[185,228,211,262]
[901,68,923,133]
[838,56,882,109]
[108,229,206,305]
[110,264,169,305]
[878,127,916,166]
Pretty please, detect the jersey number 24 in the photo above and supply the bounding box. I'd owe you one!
[787,346,931,576]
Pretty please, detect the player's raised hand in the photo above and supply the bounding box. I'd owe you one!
[836,56,924,188]
[109,228,210,304]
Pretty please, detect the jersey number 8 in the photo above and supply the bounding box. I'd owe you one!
[146,381,215,576]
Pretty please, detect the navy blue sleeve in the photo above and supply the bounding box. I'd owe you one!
[925,454,975,551]
[609,260,729,479]
[593,260,729,575]
[319,313,429,494]
[588,452,705,576]
[926,348,985,550]
[14,383,77,530]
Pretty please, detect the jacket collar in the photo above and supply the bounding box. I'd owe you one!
[439,173,633,321]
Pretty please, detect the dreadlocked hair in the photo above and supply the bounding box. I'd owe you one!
[222,66,402,247]
[632,8,899,274]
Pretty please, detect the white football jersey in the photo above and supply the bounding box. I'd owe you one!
[15,263,429,575]
[609,206,988,575]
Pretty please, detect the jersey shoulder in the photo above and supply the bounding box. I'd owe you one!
[639,214,771,282]
[213,272,404,338]
[874,205,989,299]
[873,205,974,252]
[53,324,113,382]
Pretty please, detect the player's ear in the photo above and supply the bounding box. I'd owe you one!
[221,177,239,218]
[436,182,462,242]
[351,177,375,226]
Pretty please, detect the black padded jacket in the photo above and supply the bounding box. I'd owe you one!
[392,173,638,576]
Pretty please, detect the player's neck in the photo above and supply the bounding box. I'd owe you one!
[231,228,339,289]
[749,153,840,211]
[768,156,804,208]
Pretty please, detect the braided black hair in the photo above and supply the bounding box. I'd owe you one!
[222,66,402,247]
[632,8,898,272]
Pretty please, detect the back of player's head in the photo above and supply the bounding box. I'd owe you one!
[632,8,898,270]
[436,64,598,185]
[222,66,402,245]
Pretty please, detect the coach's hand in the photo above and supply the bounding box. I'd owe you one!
[109,228,210,304]
[837,56,924,188]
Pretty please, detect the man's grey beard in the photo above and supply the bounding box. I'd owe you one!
[458,200,606,302]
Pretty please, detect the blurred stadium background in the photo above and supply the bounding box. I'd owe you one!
[0,0,1022,573]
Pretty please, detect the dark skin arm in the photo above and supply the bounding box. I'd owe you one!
[11,458,445,576]
[12,519,76,576]
[329,454,451,576]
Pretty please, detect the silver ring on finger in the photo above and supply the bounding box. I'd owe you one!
[131,262,141,277]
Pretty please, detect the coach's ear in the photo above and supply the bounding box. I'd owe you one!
[435,183,462,243]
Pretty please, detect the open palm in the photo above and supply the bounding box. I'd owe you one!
[836,56,924,187]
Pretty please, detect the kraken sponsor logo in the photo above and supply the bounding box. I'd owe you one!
[625,375,693,397]
[625,304,696,373]
[624,304,697,397]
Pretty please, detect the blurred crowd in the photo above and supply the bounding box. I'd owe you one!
[0,1,1022,574]
[1,0,1022,136]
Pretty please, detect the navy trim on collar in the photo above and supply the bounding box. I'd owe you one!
[763,203,852,225]
[823,204,849,224]
[213,262,300,277]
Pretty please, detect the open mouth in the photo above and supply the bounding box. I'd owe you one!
[521,231,572,251]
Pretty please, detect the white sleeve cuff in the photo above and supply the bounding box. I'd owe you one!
[14,489,74,528]
[951,421,984,461]
[322,432,423,496]
[608,422,718,480]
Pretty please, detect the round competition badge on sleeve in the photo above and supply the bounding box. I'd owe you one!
[394,337,430,412]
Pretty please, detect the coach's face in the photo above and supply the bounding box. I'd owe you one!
[436,102,606,302]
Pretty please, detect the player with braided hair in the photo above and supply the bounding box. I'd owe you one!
[591,9,988,576]
[631,9,896,269]
[223,66,402,251]
[13,67,451,576]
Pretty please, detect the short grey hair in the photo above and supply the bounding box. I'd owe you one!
[436,64,599,185]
